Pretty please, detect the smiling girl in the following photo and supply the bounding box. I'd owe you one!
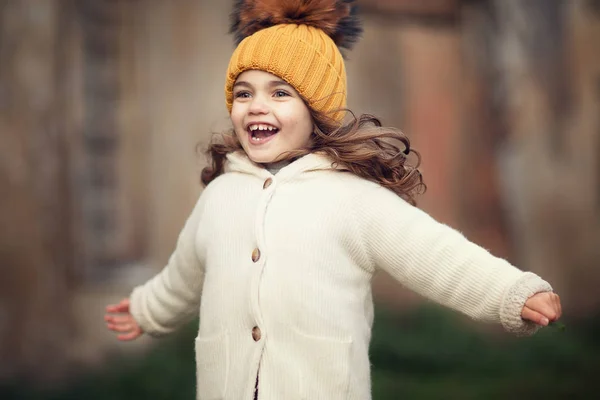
[105,1,562,399]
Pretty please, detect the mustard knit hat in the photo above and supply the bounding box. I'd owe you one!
[225,0,362,122]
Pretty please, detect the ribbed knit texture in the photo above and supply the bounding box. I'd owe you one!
[129,151,553,400]
[225,24,347,121]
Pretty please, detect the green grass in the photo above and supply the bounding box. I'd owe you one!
[369,307,597,399]
[2,305,598,399]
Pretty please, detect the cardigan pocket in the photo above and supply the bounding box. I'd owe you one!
[195,331,229,400]
[295,331,353,400]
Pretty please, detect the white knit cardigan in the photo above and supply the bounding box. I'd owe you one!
[129,151,552,400]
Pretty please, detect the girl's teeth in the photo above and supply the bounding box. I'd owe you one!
[248,123,279,143]
[248,124,279,131]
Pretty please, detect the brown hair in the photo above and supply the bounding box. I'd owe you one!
[200,109,426,206]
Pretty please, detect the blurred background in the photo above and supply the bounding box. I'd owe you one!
[1,0,599,398]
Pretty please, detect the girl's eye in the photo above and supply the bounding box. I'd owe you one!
[274,90,290,98]
[234,91,251,99]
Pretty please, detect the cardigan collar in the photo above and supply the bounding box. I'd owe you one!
[224,150,347,180]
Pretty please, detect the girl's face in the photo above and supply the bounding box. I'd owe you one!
[231,70,313,164]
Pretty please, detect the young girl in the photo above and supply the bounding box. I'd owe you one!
[105,1,562,399]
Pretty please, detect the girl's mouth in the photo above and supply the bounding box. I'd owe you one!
[248,124,279,143]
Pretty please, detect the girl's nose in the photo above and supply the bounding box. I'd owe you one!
[248,96,269,115]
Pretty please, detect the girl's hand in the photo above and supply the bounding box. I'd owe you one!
[521,292,562,326]
[105,298,144,341]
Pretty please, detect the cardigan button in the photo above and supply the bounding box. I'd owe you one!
[252,326,262,341]
[251,248,261,262]
[263,178,273,189]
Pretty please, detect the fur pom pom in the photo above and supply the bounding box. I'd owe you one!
[230,0,362,50]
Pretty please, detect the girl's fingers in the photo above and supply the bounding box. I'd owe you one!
[118,329,142,341]
[113,299,130,313]
[105,298,141,340]
[105,304,119,312]
[104,315,133,324]
[521,305,549,326]
[105,298,130,313]
[107,322,135,333]
[524,293,560,322]
[553,293,562,319]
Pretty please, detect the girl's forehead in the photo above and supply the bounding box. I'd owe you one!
[236,69,287,84]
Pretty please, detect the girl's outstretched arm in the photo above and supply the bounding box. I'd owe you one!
[353,185,559,335]
[124,194,207,337]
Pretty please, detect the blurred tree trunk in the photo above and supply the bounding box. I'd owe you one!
[0,0,78,384]
[464,0,600,316]
[454,1,515,263]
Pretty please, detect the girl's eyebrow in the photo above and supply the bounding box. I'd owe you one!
[233,81,252,89]
[267,79,290,88]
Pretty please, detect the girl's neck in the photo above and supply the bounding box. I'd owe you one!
[262,159,293,175]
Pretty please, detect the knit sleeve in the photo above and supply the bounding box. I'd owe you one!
[129,193,207,337]
[353,185,552,335]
